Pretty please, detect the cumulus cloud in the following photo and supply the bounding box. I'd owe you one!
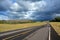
[0,0,60,20]
[17,0,47,11]
[0,15,9,20]
[17,0,60,11]
[6,11,36,20]
[10,2,23,12]
[56,14,60,17]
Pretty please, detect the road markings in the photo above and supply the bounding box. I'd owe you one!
[2,24,51,40]
[3,30,32,40]
[49,27,51,40]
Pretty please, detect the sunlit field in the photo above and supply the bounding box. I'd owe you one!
[0,22,46,32]
[50,22,60,35]
[0,22,60,36]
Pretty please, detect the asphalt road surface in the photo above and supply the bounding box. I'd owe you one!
[0,24,51,40]
[23,25,50,40]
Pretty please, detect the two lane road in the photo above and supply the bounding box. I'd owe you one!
[0,24,51,40]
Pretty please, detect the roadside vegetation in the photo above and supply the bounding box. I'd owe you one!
[0,20,36,24]
[0,22,46,32]
[50,22,60,36]
[50,17,60,22]
[49,17,60,35]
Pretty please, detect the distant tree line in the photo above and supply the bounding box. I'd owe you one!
[0,20,36,24]
[50,17,60,22]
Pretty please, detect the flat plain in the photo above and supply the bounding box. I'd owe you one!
[0,22,60,36]
[0,22,46,32]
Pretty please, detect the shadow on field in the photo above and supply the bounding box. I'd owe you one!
[51,26,60,40]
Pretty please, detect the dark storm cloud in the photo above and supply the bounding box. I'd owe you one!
[0,0,60,20]
[0,0,12,11]
[25,0,41,1]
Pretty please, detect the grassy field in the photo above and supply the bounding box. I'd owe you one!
[0,22,46,32]
[0,22,60,36]
[50,22,60,35]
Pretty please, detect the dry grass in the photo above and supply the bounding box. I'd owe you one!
[0,22,46,32]
[50,22,60,35]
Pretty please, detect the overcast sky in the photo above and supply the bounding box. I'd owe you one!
[0,0,60,20]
